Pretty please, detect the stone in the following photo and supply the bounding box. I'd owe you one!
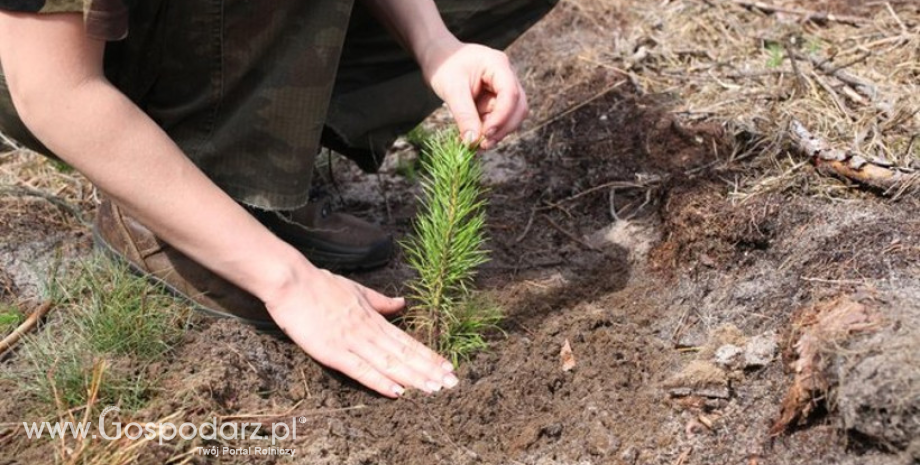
[743,333,778,368]
[714,344,745,369]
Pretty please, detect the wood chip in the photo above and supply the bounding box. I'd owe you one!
[560,339,576,372]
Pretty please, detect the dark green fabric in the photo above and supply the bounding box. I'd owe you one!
[0,0,559,209]
[0,0,129,40]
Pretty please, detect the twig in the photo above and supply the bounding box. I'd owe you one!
[540,178,661,211]
[516,80,627,141]
[0,301,53,357]
[217,402,362,421]
[727,0,870,26]
[406,397,482,462]
[674,447,694,465]
[825,51,872,75]
[514,206,538,244]
[541,215,598,252]
[374,171,392,223]
[784,43,808,92]
[811,72,853,118]
[0,131,21,151]
[795,52,878,102]
[802,277,870,284]
[789,120,917,197]
[0,185,90,227]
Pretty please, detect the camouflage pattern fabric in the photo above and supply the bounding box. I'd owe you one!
[0,0,128,40]
[0,0,559,210]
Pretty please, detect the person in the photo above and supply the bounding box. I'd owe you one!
[0,0,557,398]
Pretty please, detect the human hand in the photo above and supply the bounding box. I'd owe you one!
[264,267,457,398]
[420,37,528,150]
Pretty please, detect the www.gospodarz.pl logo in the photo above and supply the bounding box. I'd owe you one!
[22,405,304,451]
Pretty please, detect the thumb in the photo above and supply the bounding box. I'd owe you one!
[360,286,406,315]
[444,85,483,146]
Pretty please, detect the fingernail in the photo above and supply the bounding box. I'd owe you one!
[463,130,478,145]
[441,361,454,372]
[444,374,459,389]
[425,381,442,393]
[393,385,405,396]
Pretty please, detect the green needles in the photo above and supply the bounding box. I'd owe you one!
[402,130,501,364]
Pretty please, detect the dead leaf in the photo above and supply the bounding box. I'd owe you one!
[560,339,576,372]
[770,296,880,435]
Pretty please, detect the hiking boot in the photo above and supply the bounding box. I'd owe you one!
[93,199,278,331]
[246,198,394,272]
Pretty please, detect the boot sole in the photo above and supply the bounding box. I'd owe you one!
[91,225,283,334]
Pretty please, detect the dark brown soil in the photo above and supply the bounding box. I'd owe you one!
[120,78,919,465]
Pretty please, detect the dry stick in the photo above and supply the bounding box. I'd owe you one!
[795,52,878,102]
[0,185,90,227]
[811,71,854,118]
[514,206,538,244]
[0,131,21,151]
[789,120,916,197]
[540,179,659,210]
[825,51,872,76]
[784,43,808,93]
[541,214,599,252]
[0,301,53,357]
[727,0,870,26]
[513,80,627,142]
[674,447,694,465]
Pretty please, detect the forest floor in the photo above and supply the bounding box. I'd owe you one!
[1,1,919,464]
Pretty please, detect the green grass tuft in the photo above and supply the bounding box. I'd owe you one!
[401,130,502,362]
[0,303,22,334]
[396,125,437,181]
[68,259,180,360]
[10,257,189,412]
[765,42,785,68]
[405,124,435,150]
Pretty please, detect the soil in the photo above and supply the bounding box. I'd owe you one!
[2,1,919,465]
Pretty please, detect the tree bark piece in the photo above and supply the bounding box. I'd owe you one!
[789,120,918,196]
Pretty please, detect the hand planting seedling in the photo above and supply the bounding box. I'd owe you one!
[402,130,502,365]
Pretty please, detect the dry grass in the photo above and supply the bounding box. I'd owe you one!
[631,1,918,195]
[0,147,95,232]
[518,0,920,200]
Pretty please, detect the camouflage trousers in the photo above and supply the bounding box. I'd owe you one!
[0,0,558,209]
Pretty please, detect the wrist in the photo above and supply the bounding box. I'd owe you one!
[415,32,462,79]
[254,245,322,312]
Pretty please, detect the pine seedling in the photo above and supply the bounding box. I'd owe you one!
[402,130,500,364]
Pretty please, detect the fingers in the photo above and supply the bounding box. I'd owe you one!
[375,319,457,385]
[358,288,457,391]
[480,64,521,142]
[486,85,528,146]
[270,268,462,400]
[443,83,484,146]
[334,352,403,398]
[332,309,456,395]
[342,279,458,394]
[350,323,444,394]
[358,284,405,316]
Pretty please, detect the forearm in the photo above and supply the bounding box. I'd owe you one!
[18,79,315,304]
[359,0,459,71]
